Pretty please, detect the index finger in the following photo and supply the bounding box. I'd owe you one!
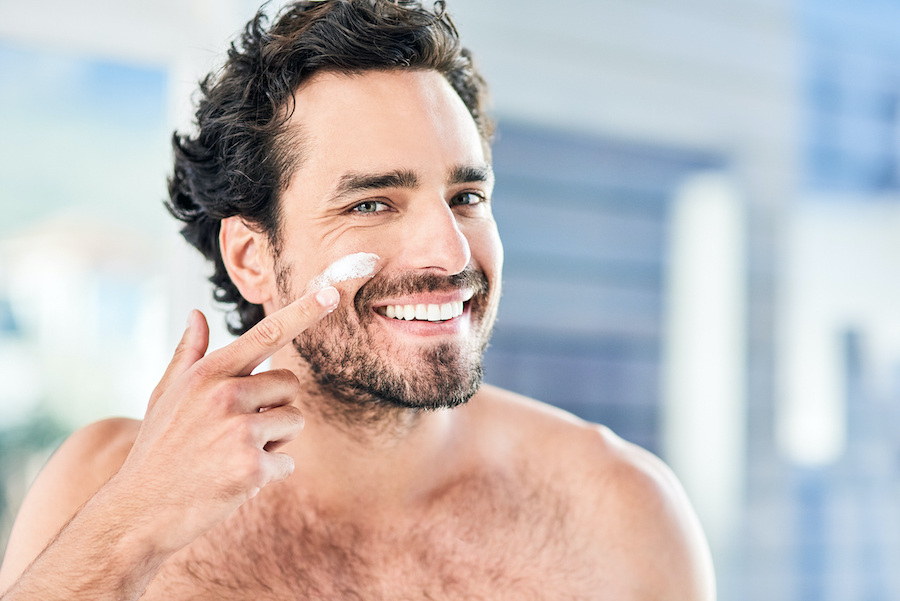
[206,287,340,377]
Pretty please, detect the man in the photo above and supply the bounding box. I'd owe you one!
[0,1,715,598]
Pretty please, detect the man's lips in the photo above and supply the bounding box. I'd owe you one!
[373,289,475,323]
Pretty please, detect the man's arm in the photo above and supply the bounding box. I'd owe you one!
[0,418,139,591]
[0,287,340,600]
[0,419,148,597]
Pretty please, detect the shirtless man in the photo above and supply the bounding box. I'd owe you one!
[0,1,715,598]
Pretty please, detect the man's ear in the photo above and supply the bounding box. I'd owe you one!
[219,216,275,305]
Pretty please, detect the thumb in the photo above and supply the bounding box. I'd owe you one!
[148,310,210,411]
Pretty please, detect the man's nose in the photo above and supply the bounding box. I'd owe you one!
[401,201,471,275]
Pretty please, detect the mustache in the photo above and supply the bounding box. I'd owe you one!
[354,266,489,314]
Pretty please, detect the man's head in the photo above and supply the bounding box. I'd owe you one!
[168,0,493,335]
[168,0,502,415]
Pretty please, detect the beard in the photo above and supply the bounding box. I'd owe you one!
[280,263,497,416]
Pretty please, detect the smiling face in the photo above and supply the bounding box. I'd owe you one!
[267,69,502,412]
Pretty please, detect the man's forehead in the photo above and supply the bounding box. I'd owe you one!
[281,69,490,199]
[289,69,460,123]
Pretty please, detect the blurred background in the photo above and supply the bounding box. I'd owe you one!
[1,0,900,597]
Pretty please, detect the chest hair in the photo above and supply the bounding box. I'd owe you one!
[146,469,601,600]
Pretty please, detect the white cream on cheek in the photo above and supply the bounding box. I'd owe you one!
[307,252,381,292]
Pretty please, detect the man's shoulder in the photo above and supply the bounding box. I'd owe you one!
[469,384,633,469]
[21,416,140,517]
[56,417,141,482]
[469,385,716,598]
[0,418,140,588]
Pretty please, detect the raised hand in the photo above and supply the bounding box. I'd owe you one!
[112,286,340,555]
[0,287,339,601]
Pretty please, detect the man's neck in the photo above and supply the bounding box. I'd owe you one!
[298,381,428,443]
[269,350,467,513]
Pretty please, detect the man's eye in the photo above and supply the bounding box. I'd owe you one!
[352,200,387,214]
[451,192,486,206]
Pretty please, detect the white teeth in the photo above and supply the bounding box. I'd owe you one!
[376,299,468,322]
[440,303,453,320]
[427,304,441,321]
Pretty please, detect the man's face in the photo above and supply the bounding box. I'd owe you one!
[269,69,502,412]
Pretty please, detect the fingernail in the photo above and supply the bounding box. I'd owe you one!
[315,287,339,308]
[185,311,194,331]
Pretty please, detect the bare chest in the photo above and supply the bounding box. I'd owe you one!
[144,478,599,600]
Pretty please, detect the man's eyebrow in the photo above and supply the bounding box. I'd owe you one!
[325,164,493,206]
[328,169,419,204]
[449,164,494,186]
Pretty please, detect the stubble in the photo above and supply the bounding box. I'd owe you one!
[278,261,496,429]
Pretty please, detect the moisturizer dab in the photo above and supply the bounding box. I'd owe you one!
[308,252,381,291]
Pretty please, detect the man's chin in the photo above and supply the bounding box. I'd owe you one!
[288,271,496,423]
[304,340,486,413]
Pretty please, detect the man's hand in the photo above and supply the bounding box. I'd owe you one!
[113,286,340,554]
[0,286,339,600]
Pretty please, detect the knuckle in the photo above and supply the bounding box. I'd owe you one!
[237,452,265,486]
[173,368,209,402]
[234,416,257,443]
[291,299,316,321]
[148,384,165,404]
[211,379,240,408]
[191,359,218,381]
[282,406,305,429]
[167,340,188,367]
[172,335,192,358]
[252,317,283,347]
[272,368,301,392]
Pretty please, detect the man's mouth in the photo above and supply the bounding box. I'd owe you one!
[374,290,475,322]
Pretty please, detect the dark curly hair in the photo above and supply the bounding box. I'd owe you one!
[167,0,493,335]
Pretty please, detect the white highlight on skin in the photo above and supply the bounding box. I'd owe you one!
[307,252,381,292]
